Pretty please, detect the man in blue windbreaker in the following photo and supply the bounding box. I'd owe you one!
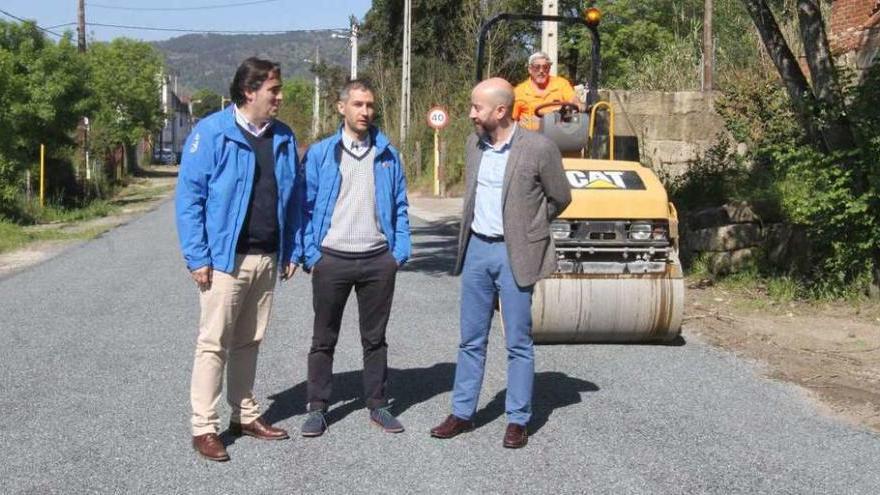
[175,57,301,462]
[299,79,411,437]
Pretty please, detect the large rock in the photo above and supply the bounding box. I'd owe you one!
[686,223,763,252]
[708,248,756,275]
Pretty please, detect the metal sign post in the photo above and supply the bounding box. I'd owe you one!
[39,144,45,208]
[426,106,450,196]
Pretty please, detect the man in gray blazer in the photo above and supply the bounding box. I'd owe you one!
[430,78,571,448]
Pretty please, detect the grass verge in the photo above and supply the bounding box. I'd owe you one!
[0,221,109,253]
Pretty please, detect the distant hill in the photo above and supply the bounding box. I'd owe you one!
[153,31,350,96]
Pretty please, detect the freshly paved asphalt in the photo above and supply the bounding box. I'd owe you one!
[1,198,879,494]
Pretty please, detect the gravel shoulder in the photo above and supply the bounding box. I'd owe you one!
[685,281,880,431]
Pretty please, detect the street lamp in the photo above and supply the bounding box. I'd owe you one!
[331,16,359,79]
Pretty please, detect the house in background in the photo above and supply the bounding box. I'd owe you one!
[830,0,880,79]
[155,72,193,163]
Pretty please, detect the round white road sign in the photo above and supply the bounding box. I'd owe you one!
[427,106,450,130]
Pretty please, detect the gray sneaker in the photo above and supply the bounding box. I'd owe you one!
[370,406,404,433]
[301,410,328,437]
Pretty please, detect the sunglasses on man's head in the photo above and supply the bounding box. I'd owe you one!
[530,64,551,72]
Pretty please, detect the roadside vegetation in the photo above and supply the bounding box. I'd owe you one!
[669,62,880,299]
[0,173,175,255]
[0,20,164,235]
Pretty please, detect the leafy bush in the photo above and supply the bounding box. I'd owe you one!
[664,135,749,210]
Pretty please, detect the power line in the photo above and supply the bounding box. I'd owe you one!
[0,9,346,38]
[86,0,282,11]
[86,22,345,35]
[0,8,64,37]
[45,22,77,30]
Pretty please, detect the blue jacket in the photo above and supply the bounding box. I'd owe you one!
[175,106,302,274]
[302,126,410,269]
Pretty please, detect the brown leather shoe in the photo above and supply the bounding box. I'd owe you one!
[503,423,528,449]
[229,418,289,440]
[430,414,474,439]
[192,433,230,462]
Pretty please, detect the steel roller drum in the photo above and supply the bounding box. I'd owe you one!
[531,266,684,344]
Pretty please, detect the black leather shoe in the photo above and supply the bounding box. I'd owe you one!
[503,423,528,449]
[430,414,474,439]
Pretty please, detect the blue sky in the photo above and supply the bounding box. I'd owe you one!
[0,0,374,42]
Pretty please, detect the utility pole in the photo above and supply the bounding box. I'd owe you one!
[77,0,86,53]
[311,46,321,139]
[399,0,412,145]
[541,0,559,76]
[702,0,714,91]
[77,0,89,185]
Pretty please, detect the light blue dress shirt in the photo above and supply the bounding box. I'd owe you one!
[471,126,516,237]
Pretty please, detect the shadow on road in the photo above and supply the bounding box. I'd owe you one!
[261,362,457,428]
[474,371,599,435]
[401,220,459,277]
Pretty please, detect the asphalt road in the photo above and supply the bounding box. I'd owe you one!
[1,199,879,494]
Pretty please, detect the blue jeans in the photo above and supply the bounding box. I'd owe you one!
[451,235,535,425]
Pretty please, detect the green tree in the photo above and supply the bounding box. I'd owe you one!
[190,88,222,120]
[276,78,315,143]
[363,0,471,63]
[86,39,164,168]
[0,20,91,218]
[737,0,880,293]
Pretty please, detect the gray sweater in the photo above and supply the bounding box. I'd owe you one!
[321,135,387,253]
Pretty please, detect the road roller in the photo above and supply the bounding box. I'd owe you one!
[476,8,684,343]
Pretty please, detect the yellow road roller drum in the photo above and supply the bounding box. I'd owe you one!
[531,159,685,344]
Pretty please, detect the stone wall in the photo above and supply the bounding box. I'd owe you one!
[681,203,809,275]
[598,90,726,176]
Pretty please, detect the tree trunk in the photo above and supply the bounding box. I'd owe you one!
[796,0,858,152]
[740,0,825,148]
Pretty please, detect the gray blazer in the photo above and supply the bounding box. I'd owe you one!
[453,127,572,287]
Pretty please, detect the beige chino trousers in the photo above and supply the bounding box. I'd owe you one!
[190,254,277,436]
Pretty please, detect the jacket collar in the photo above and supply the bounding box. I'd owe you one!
[220,105,290,150]
[331,124,392,156]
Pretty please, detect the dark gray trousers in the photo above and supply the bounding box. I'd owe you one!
[307,249,398,411]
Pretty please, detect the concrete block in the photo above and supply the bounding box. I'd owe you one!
[686,223,763,252]
[687,203,761,229]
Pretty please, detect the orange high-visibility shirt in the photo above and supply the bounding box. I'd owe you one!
[512,76,576,125]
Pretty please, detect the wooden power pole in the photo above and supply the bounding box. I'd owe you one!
[399,0,412,146]
[77,0,88,185]
[77,0,86,53]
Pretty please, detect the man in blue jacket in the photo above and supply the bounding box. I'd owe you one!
[175,57,301,462]
[299,79,411,437]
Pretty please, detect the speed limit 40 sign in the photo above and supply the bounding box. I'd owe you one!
[427,105,450,130]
